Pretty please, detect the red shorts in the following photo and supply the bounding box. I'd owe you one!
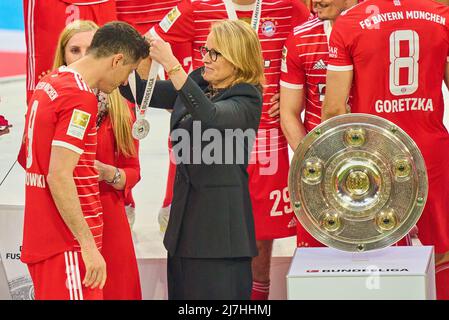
[414,165,449,254]
[436,262,449,300]
[24,0,117,103]
[247,133,296,240]
[27,251,103,300]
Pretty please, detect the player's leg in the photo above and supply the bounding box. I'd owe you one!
[251,239,273,300]
[248,145,295,300]
[159,138,176,232]
[27,251,102,300]
[436,260,449,300]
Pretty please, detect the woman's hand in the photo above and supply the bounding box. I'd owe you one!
[148,37,180,72]
[94,160,113,182]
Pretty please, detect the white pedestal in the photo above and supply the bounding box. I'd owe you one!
[287,246,435,300]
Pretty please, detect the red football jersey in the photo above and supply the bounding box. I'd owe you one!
[21,67,102,264]
[116,0,181,33]
[328,0,449,253]
[115,0,193,72]
[280,17,332,132]
[150,0,310,132]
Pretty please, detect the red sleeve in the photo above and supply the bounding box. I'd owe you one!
[327,19,354,71]
[280,32,305,90]
[119,145,140,198]
[291,0,313,27]
[51,92,98,154]
[149,0,194,43]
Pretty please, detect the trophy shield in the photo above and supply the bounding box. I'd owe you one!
[288,113,428,252]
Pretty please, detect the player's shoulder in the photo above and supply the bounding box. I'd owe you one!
[51,67,97,103]
[293,17,324,36]
[261,0,299,8]
[339,0,370,18]
[191,0,220,8]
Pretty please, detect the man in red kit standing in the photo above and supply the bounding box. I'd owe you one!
[23,0,117,103]
[147,0,311,300]
[280,0,357,248]
[323,0,449,299]
[21,22,149,300]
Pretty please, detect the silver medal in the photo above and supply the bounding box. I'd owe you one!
[132,118,150,140]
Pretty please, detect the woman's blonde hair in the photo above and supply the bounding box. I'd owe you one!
[210,20,265,89]
[53,20,136,157]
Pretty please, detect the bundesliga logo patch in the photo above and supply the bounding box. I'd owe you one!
[67,109,90,140]
[261,20,276,37]
[160,7,181,33]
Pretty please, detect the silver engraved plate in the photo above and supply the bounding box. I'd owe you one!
[288,113,428,252]
[132,118,150,140]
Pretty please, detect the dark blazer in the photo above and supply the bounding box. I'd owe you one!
[121,68,262,258]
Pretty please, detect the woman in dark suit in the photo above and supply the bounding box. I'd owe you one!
[121,20,264,299]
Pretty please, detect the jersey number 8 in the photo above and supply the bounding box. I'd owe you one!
[389,30,419,96]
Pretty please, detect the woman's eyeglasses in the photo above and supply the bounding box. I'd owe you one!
[199,46,221,62]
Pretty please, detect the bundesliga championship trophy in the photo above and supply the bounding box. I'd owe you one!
[289,113,428,252]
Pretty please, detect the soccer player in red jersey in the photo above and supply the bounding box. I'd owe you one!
[280,0,357,248]
[147,0,311,300]
[23,0,117,104]
[21,22,149,300]
[323,0,449,299]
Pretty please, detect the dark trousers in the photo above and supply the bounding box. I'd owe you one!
[167,255,252,300]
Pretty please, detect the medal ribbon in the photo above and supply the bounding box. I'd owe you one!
[222,0,263,31]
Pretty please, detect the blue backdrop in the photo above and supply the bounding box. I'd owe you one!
[0,1,24,31]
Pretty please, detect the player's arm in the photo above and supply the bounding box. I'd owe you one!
[322,21,353,121]
[47,146,106,290]
[279,34,307,149]
[322,69,352,121]
[280,86,306,151]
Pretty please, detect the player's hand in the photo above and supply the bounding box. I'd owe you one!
[268,92,280,118]
[94,160,108,182]
[81,246,107,290]
[0,127,10,136]
[94,160,116,183]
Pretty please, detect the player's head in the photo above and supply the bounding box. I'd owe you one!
[201,20,265,89]
[86,21,150,93]
[53,20,99,70]
[312,0,356,21]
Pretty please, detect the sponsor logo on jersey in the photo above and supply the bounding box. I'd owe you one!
[329,46,338,58]
[67,109,91,139]
[312,59,327,70]
[261,20,276,37]
[264,60,271,68]
[281,47,288,73]
[160,6,181,33]
[288,218,297,228]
